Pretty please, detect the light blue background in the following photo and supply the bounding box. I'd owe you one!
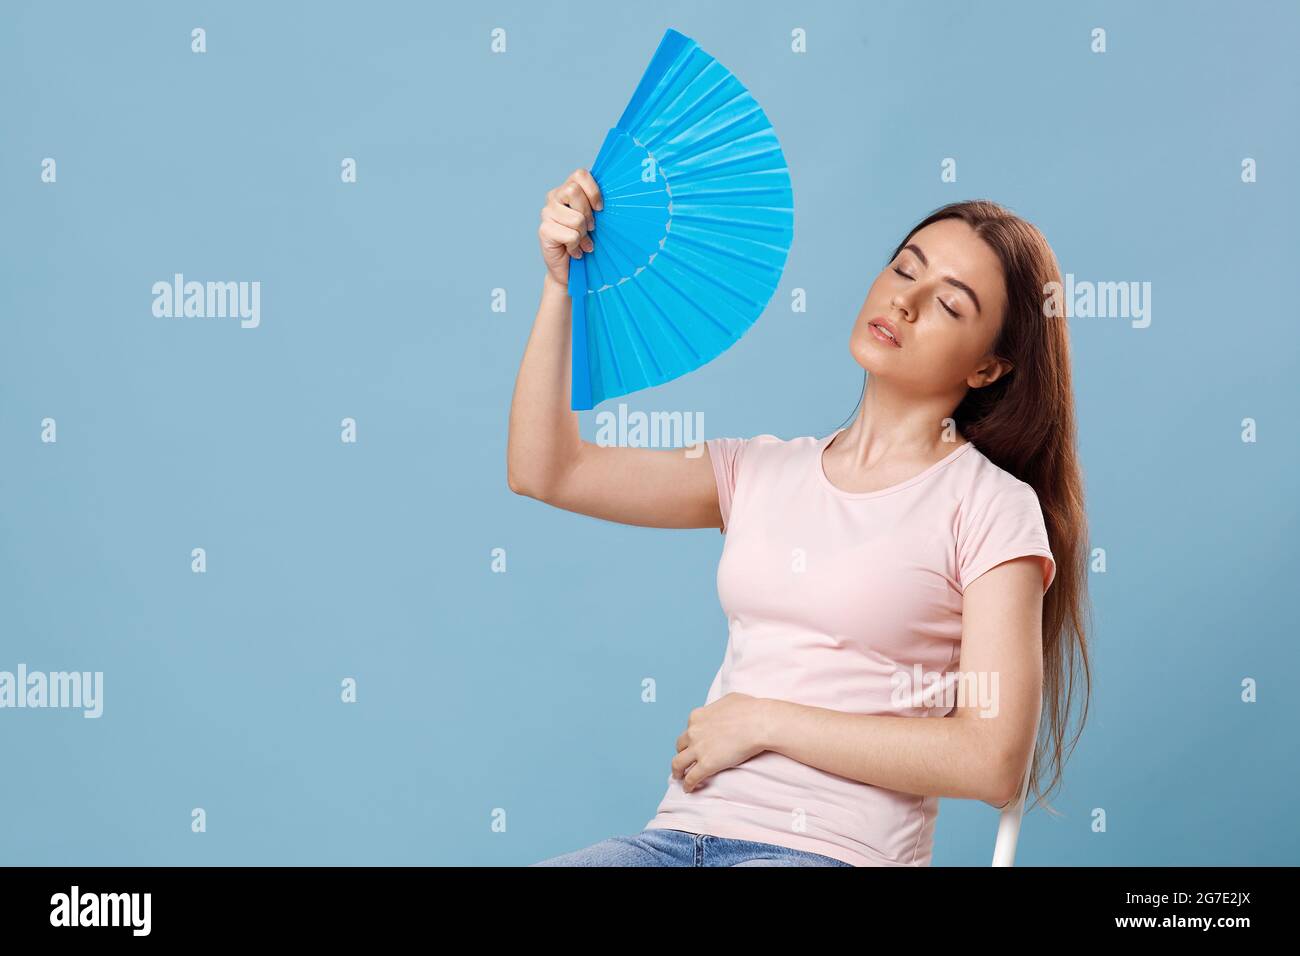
[2,0,1296,866]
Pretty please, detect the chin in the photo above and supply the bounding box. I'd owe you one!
[848,327,897,376]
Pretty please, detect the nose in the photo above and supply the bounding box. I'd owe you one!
[890,293,916,322]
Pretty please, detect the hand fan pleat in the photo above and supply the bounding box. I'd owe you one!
[567,28,794,411]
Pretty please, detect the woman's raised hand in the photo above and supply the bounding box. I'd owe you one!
[538,168,603,287]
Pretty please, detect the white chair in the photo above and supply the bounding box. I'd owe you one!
[991,711,1041,867]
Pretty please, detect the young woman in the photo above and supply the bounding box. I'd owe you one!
[510,169,1092,867]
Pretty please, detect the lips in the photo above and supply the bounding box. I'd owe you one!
[868,318,902,348]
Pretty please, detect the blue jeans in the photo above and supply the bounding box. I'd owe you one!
[532,827,853,867]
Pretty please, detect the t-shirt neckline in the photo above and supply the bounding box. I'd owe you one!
[815,427,975,499]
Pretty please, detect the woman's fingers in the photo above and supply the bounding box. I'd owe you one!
[670,745,696,779]
[543,198,587,235]
[539,219,583,259]
[543,196,595,256]
[681,762,709,792]
[538,169,601,267]
[569,167,604,217]
[552,179,594,231]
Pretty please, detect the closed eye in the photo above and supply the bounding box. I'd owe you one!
[895,267,960,318]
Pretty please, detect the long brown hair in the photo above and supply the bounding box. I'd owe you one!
[855,200,1093,813]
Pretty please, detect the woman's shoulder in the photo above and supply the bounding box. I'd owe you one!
[706,431,827,462]
[951,442,1046,516]
[702,431,828,488]
[949,442,1055,592]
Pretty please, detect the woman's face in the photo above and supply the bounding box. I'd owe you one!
[849,218,1011,394]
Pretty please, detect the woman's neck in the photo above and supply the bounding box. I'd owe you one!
[835,376,966,469]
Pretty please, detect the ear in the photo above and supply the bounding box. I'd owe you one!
[967,354,1013,389]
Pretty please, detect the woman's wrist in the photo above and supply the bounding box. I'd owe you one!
[756,697,786,752]
[542,271,569,298]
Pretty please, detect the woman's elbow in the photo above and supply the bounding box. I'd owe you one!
[984,752,1028,809]
[984,779,1017,810]
[507,440,581,502]
[505,442,537,498]
[506,459,557,502]
[506,465,540,500]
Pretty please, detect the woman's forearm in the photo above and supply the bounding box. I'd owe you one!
[506,273,583,499]
[757,699,1017,806]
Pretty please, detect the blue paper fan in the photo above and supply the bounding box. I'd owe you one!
[567,28,794,411]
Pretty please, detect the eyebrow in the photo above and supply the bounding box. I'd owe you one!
[901,243,982,315]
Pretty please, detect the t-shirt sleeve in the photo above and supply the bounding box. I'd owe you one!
[705,437,748,534]
[957,479,1057,594]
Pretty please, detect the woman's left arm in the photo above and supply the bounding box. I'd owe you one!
[673,556,1044,807]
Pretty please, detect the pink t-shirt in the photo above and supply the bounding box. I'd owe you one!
[643,428,1056,866]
